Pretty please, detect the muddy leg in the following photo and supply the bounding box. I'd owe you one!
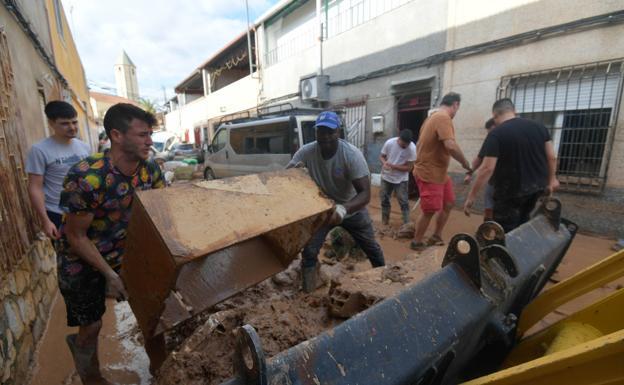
[342,210,385,267]
[413,211,434,243]
[432,201,453,239]
[67,320,111,384]
[380,180,393,225]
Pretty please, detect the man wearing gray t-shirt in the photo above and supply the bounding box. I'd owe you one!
[25,101,91,239]
[288,111,385,292]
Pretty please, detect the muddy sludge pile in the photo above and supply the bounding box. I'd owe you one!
[154,254,439,385]
[154,259,333,385]
[120,168,448,384]
[122,169,335,368]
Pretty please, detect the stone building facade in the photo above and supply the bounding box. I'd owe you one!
[0,241,57,384]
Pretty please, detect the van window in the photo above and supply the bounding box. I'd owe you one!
[165,137,175,150]
[255,122,289,154]
[302,121,316,144]
[230,126,255,154]
[213,128,227,151]
[229,122,290,154]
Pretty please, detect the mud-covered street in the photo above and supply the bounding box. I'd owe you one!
[25,194,620,385]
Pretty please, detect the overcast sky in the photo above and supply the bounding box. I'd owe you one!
[62,0,278,105]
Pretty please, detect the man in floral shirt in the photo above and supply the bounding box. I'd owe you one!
[57,103,164,383]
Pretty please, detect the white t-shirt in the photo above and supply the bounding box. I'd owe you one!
[25,137,91,213]
[380,137,416,184]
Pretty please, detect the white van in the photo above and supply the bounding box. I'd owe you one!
[151,131,178,161]
[203,114,319,179]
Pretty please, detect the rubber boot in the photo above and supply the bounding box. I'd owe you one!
[66,334,110,385]
[401,210,410,225]
[381,210,390,226]
[301,266,318,293]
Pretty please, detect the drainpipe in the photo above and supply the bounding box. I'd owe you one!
[245,0,254,76]
[316,0,323,76]
[202,69,211,96]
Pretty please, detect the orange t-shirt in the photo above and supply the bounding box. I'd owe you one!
[413,111,455,184]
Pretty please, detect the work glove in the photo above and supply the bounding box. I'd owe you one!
[328,204,347,226]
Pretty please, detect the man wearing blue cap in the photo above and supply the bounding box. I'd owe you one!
[288,111,385,292]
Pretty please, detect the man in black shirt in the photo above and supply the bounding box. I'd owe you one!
[464,99,559,232]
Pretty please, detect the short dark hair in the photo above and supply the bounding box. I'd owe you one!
[44,101,77,120]
[398,129,413,143]
[440,92,461,107]
[492,98,515,115]
[103,103,156,138]
[485,118,496,129]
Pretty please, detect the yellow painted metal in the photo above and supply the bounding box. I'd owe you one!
[503,288,624,367]
[460,329,624,385]
[544,322,603,355]
[462,251,624,385]
[517,249,624,337]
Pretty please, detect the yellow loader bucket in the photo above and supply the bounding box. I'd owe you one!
[121,168,333,342]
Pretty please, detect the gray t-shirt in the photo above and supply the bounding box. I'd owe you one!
[288,139,370,205]
[25,137,91,214]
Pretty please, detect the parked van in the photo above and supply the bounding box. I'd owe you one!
[151,131,178,161]
[203,113,319,179]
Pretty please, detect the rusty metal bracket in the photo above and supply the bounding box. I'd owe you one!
[531,197,562,230]
[442,234,482,288]
[233,325,267,385]
[476,221,506,248]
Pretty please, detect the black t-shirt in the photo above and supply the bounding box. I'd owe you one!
[480,117,551,200]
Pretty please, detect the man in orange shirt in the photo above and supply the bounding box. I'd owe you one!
[411,92,472,251]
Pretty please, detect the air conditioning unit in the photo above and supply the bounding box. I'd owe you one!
[300,75,329,102]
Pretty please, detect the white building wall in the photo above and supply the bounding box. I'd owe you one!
[165,75,260,144]
[259,0,449,104]
[258,0,318,103]
[446,0,620,50]
[323,0,447,70]
[441,0,624,188]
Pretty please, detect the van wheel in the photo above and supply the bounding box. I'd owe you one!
[204,168,216,180]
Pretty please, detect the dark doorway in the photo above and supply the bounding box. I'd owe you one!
[397,91,430,198]
[398,109,428,142]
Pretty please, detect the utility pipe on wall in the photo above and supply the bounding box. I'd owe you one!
[245,0,254,76]
[316,0,323,76]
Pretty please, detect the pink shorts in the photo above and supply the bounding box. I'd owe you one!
[416,177,455,214]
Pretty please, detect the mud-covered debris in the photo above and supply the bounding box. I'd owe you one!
[328,254,442,318]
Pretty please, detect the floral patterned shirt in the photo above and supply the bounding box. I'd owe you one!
[57,151,165,270]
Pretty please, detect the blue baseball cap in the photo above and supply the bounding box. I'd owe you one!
[314,111,341,130]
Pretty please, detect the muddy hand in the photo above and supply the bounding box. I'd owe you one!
[546,179,560,196]
[328,204,347,226]
[105,272,128,302]
[43,219,60,240]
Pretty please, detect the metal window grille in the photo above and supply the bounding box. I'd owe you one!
[0,29,38,274]
[333,101,367,152]
[325,0,413,38]
[264,24,317,67]
[498,59,624,193]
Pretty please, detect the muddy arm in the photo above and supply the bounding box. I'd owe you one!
[343,176,371,214]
